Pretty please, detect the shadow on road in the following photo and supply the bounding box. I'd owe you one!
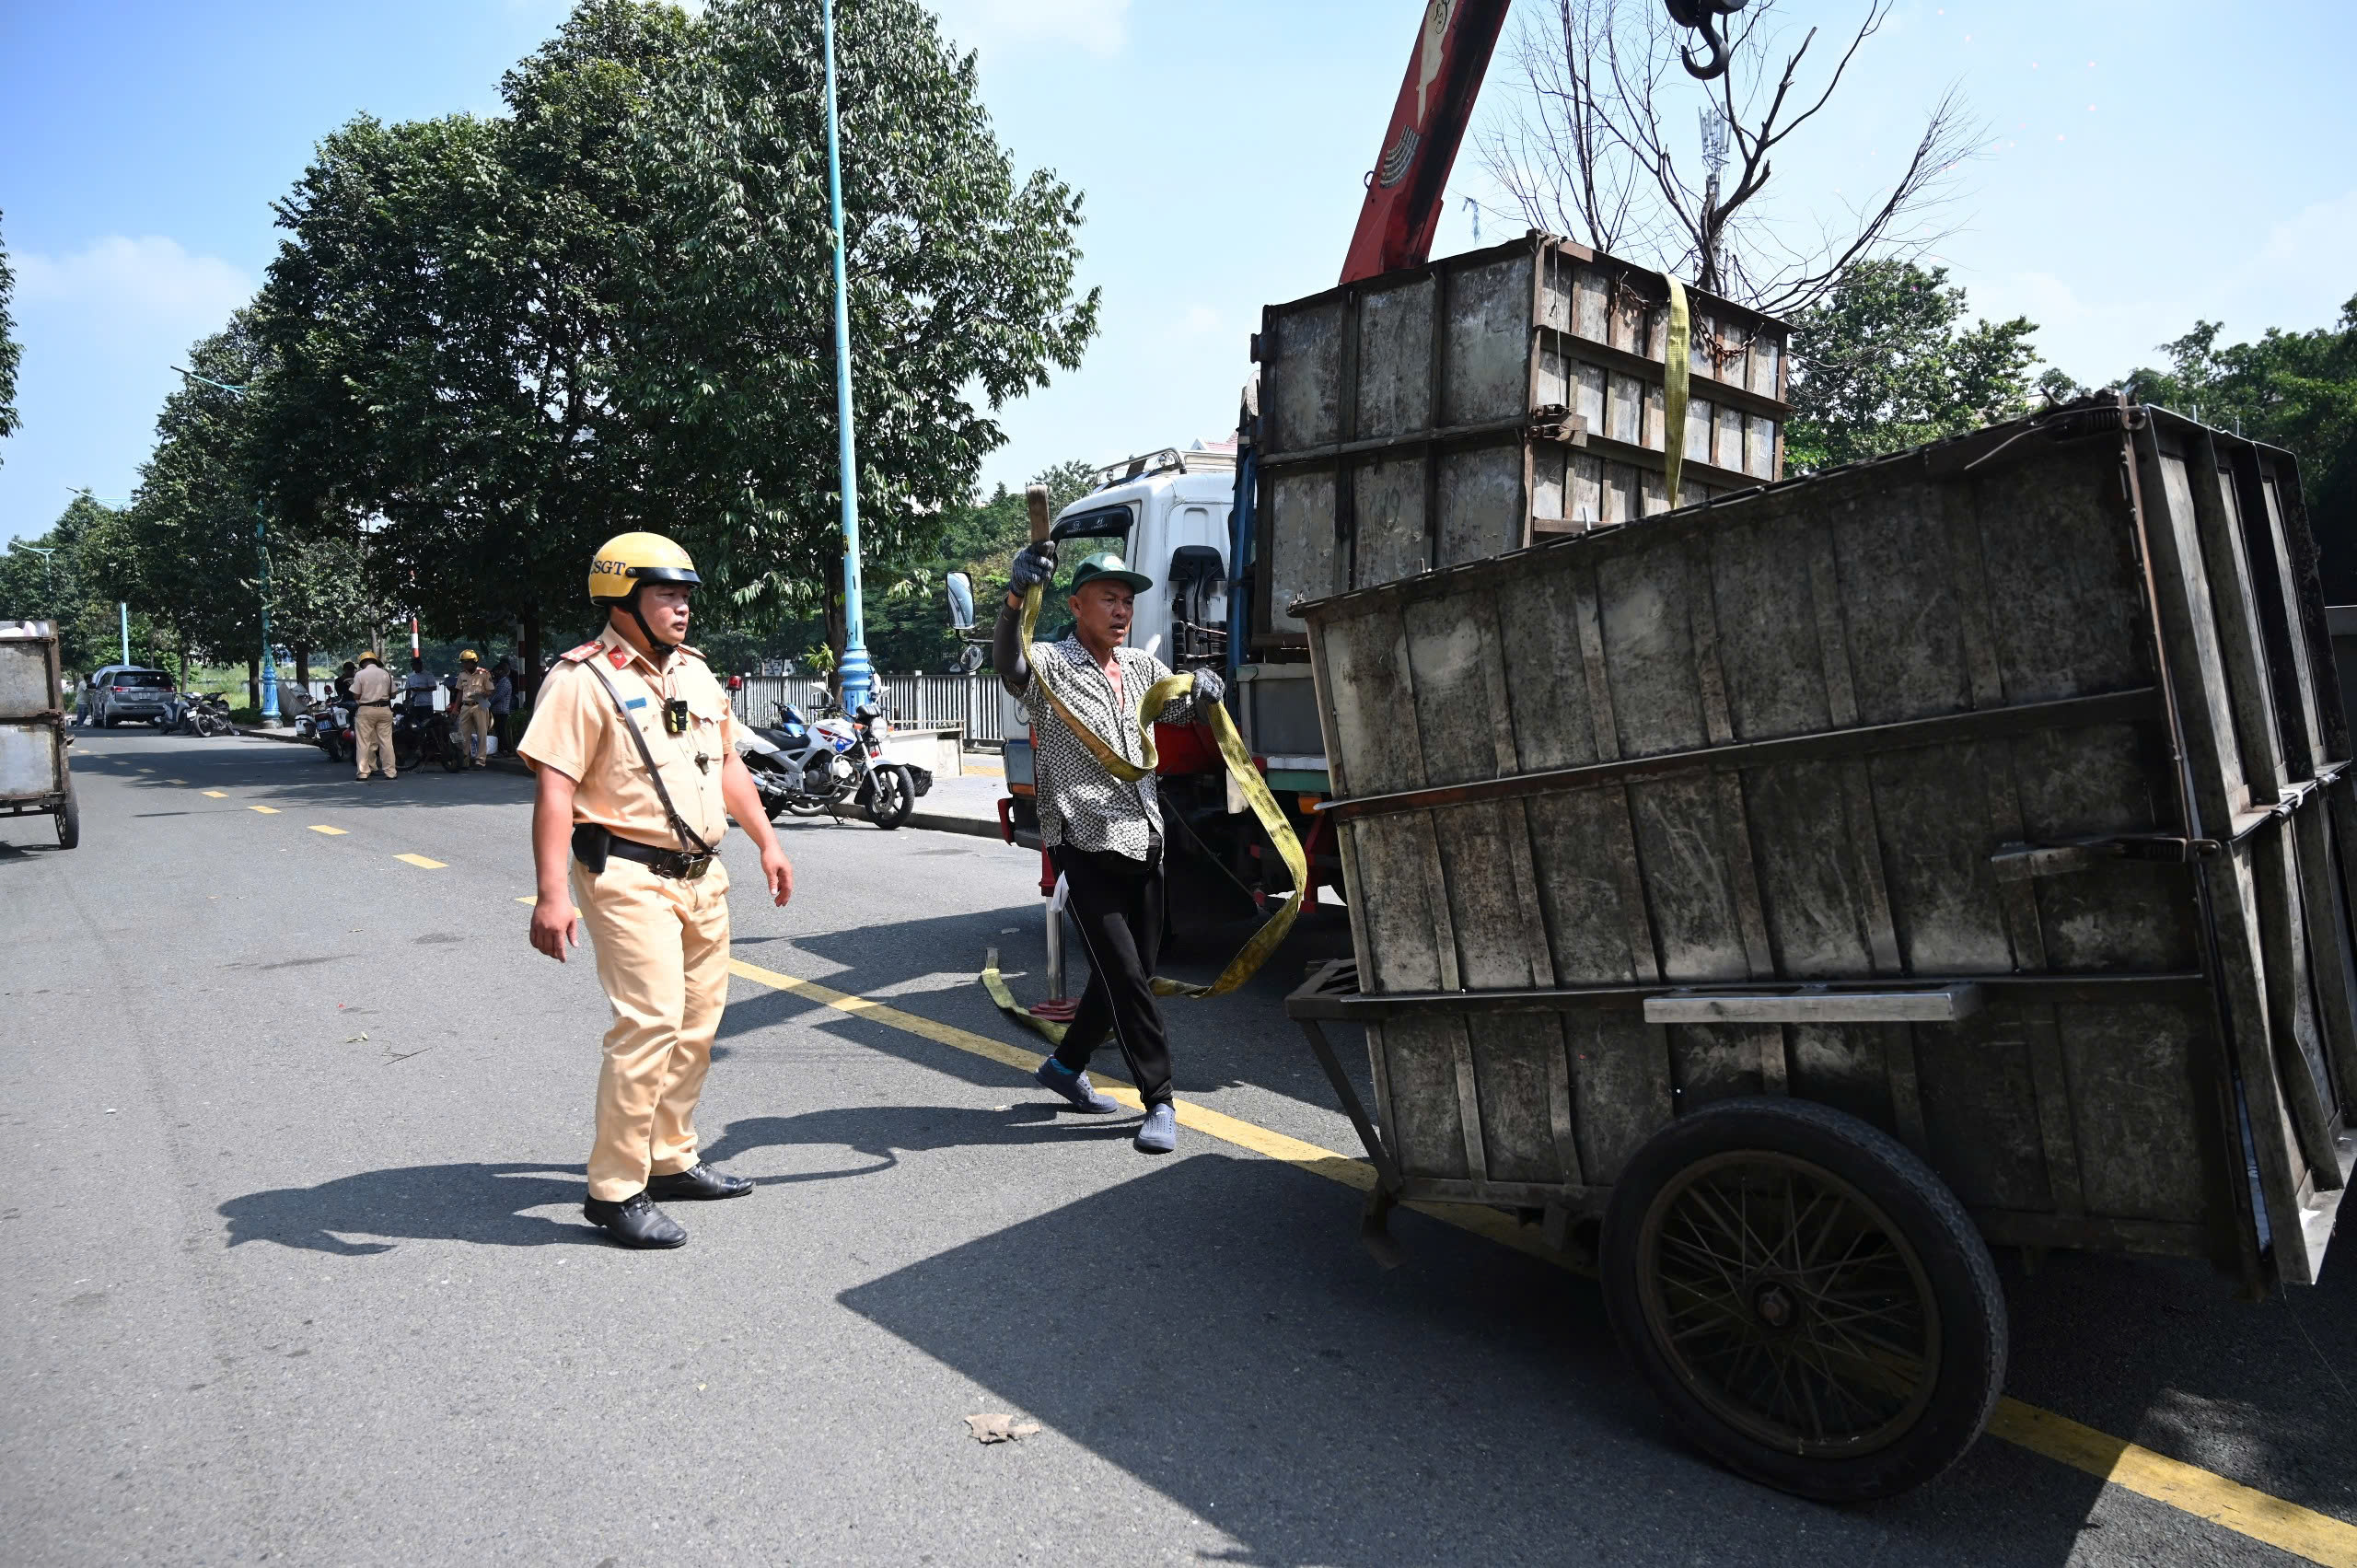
[698,1102,1138,1183]
[217,1162,605,1254]
[841,1151,2111,1568]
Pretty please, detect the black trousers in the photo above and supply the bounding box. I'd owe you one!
[1051,842,1173,1107]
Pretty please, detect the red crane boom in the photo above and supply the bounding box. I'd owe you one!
[1338,0,1512,285]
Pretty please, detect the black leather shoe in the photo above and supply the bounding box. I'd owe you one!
[582,1191,687,1249]
[645,1164,752,1202]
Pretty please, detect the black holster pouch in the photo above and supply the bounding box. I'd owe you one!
[571,822,611,874]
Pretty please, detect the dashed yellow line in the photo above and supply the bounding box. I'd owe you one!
[166,777,188,784]
[722,954,2357,1563]
[394,853,446,869]
[249,805,280,815]
[202,790,227,799]
[308,825,348,836]
[517,895,539,905]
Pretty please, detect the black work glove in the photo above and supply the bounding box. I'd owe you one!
[1009,540,1058,594]
[1190,667,1225,708]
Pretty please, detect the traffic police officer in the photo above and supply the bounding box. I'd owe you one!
[350,651,398,780]
[454,650,495,767]
[519,532,795,1249]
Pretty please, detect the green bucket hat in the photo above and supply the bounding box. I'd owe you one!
[1068,549,1153,594]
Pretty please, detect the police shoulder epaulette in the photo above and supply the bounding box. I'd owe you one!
[559,641,604,663]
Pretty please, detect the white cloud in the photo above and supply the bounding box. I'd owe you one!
[1969,188,2357,381]
[930,0,1129,59]
[15,236,252,347]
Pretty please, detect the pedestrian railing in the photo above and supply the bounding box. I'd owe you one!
[728,671,1006,744]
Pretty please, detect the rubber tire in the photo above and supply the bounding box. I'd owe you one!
[866,765,913,830]
[55,786,80,850]
[1600,1097,2005,1503]
[441,737,465,772]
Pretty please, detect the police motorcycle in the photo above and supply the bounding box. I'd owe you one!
[307,698,355,763]
[736,684,916,830]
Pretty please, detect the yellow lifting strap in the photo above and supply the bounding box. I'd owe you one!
[1002,486,1308,1016]
[1664,275,1691,510]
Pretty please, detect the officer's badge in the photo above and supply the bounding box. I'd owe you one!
[609,647,630,668]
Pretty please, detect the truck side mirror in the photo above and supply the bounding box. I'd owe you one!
[946,571,974,630]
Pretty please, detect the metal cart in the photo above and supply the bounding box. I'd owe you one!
[0,621,77,849]
[1285,400,2355,1501]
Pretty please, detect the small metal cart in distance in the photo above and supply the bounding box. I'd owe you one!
[1283,399,2356,1502]
[0,621,78,849]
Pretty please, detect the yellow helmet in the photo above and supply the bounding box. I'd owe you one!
[588,532,701,605]
[359,650,381,664]
[459,649,479,663]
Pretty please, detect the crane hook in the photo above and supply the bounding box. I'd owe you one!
[1663,0,1746,81]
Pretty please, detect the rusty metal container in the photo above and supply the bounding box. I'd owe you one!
[1285,400,2355,1499]
[0,621,77,848]
[1249,232,1791,649]
[1299,400,2354,1281]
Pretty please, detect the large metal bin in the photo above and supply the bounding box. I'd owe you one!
[0,621,78,848]
[1251,232,1791,648]
[1286,398,2354,1500]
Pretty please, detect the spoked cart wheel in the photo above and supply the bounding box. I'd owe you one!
[1601,1098,2006,1503]
[55,784,81,849]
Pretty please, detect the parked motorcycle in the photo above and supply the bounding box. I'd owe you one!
[392,702,467,773]
[167,691,238,738]
[308,700,355,763]
[737,690,915,829]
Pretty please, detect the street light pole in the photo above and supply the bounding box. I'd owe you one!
[171,366,278,725]
[821,0,873,716]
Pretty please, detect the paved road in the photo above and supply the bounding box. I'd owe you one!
[5,731,2353,1567]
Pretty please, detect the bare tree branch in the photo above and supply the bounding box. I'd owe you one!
[1473,0,1980,316]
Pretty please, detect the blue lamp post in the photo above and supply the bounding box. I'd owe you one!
[821,0,873,715]
[172,366,278,726]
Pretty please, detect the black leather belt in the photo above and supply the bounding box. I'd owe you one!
[608,834,714,880]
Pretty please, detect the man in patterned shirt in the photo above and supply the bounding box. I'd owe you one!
[993,542,1225,1154]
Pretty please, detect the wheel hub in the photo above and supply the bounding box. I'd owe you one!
[1750,1281,1795,1330]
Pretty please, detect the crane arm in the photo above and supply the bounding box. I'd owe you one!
[1338,0,1512,285]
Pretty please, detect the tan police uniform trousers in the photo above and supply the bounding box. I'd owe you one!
[571,854,733,1202]
[354,705,397,778]
[458,703,493,761]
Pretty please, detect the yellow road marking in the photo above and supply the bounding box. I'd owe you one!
[202,790,227,799]
[308,825,348,836]
[724,953,2357,1562]
[1986,1402,2357,1565]
[166,777,187,784]
[136,767,153,773]
[395,853,446,868]
[517,895,538,905]
[249,805,280,815]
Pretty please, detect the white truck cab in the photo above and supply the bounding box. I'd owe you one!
[1001,445,1233,795]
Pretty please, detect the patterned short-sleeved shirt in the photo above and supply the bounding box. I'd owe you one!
[1024,636,1195,861]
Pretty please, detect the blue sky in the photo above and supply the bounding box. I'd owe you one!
[4,0,2352,546]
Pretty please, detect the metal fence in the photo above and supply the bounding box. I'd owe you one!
[730,671,1005,745]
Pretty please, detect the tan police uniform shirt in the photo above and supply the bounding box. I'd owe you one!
[350,663,395,704]
[517,626,739,849]
[457,668,494,706]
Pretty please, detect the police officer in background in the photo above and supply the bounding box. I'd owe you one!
[350,651,398,780]
[454,650,495,767]
[519,532,795,1249]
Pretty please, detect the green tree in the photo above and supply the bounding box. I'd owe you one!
[859,459,1097,671]
[0,496,170,674]
[254,0,698,677]
[0,208,19,460]
[1781,260,2041,472]
[267,531,380,690]
[117,320,275,683]
[2125,301,2357,599]
[621,0,1100,673]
